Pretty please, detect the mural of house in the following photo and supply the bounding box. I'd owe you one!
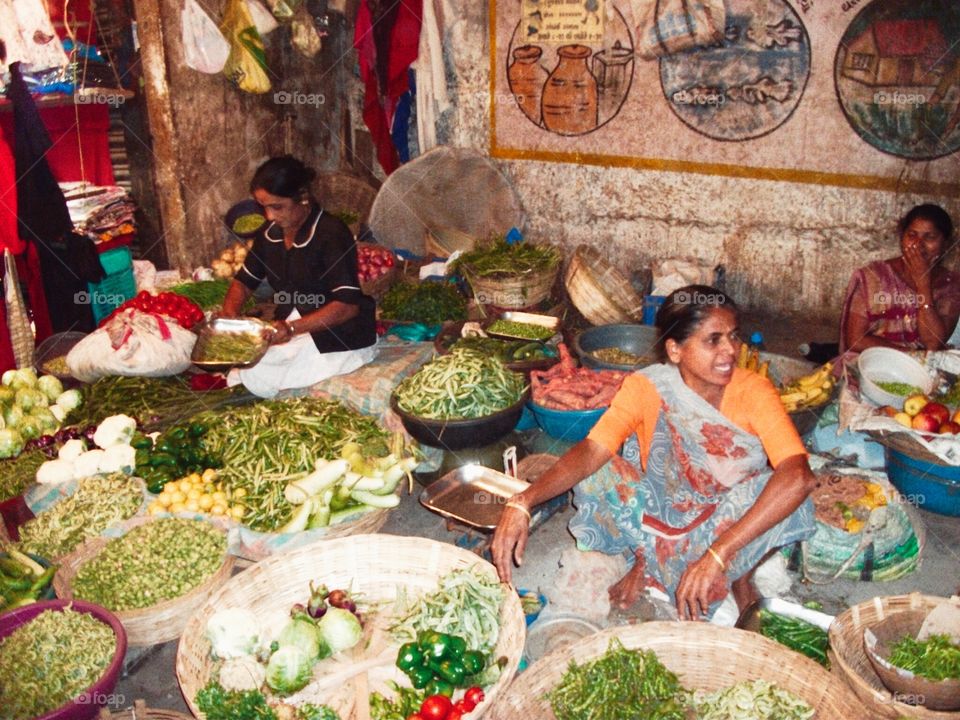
[840,18,948,87]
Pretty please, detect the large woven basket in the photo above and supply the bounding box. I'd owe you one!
[53,516,235,647]
[462,255,560,309]
[98,700,193,719]
[564,244,644,326]
[489,621,863,719]
[829,593,960,719]
[176,534,525,719]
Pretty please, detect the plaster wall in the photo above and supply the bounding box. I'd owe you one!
[436,0,960,326]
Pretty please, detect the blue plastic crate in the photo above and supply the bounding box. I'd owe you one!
[88,247,136,324]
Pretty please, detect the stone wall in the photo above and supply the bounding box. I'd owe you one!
[435,0,960,325]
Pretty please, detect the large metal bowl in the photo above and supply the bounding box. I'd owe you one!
[574,323,659,371]
[390,391,528,450]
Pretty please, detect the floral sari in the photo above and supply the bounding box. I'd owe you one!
[568,364,814,612]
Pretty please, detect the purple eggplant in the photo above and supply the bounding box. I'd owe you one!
[307,581,330,619]
[37,435,56,448]
[327,589,350,609]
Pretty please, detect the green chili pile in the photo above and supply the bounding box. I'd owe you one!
[379,282,467,325]
[695,680,814,720]
[759,608,830,666]
[0,448,46,501]
[191,398,396,531]
[888,633,960,681]
[17,473,144,560]
[455,238,561,278]
[547,638,688,720]
[0,606,116,719]
[73,517,226,610]
[394,349,526,420]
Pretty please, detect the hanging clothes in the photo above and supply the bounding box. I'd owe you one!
[353,0,422,174]
[412,0,449,152]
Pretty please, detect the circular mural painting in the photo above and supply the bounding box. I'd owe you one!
[507,7,634,136]
[834,0,960,160]
[658,0,810,142]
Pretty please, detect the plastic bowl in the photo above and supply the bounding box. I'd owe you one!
[574,323,659,371]
[0,599,127,720]
[858,348,934,407]
[517,588,547,626]
[390,392,528,450]
[527,400,606,443]
[224,199,266,239]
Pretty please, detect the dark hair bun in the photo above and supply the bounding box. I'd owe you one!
[250,156,317,198]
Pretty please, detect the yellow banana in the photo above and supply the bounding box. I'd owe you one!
[737,344,748,369]
[746,349,760,372]
[758,361,770,379]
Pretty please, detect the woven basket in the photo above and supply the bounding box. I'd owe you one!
[53,516,235,647]
[176,534,525,720]
[98,700,193,719]
[564,245,644,326]
[425,226,480,258]
[316,173,380,236]
[357,241,400,300]
[489,621,863,719]
[461,254,560,309]
[830,593,960,719]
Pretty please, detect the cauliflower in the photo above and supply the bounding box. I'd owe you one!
[93,414,137,449]
[218,655,266,692]
[58,438,87,463]
[98,444,136,474]
[73,449,106,478]
[206,608,262,659]
[36,459,76,485]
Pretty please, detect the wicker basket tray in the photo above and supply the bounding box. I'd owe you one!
[564,245,644,326]
[53,516,235,647]
[462,258,560,309]
[829,593,960,719]
[357,241,400,300]
[489,621,863,719]
[176,534,525,720]
[98,700,193,719]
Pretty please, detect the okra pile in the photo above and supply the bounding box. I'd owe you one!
[73,517,226,611]
[0,607,116,718]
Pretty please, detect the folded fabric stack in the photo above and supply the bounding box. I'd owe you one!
[61,181,136,243]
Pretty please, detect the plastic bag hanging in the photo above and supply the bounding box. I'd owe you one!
[3,250,35,370]
[632,0,726,59]
[182,0,231,73]
[291,6,322,57]
[221,0,272,94]
[246,0,280,36]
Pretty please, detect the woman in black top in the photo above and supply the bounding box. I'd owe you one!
[221,156,377,396]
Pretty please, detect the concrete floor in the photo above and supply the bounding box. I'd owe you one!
[113,311,960,714]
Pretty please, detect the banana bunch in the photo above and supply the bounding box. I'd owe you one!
[736,344,770,378]
[779,362,835,413]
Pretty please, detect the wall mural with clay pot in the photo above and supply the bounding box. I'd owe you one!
[490,0,959,196]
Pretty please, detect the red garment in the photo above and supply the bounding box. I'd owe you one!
[353,0,422,174]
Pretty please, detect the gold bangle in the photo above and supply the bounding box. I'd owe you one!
[286,321,296,336]
[505,501,531,522]
[707,547,726,572]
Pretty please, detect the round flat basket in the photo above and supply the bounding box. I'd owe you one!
[829,593,960,719]
[176,534,525,720]
[53,516,235,647]
[489,621,863,719]
[97,701,193,719]
[564,245,644,326]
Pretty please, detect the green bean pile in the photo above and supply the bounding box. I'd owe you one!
[547,638,688,720]
[0,606,116,719]
[73,518,226,610]
[695,680,813,720]
[888,633,960,681]
[486,319,554,341]
[759,609,829,666]
[394,348,526,420]
[455,238,561,278]
[17,473,144,560]
[0,448,46,502]
[195,331,265,364]
[190,398,395,531]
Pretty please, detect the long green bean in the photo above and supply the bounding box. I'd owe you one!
[455,238,561,278]
[0,607,116,719]
[394,348,525,419]
[195,331,265,363]
[888,633,960,681]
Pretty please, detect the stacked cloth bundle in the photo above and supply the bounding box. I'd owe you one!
[60,181,136,243]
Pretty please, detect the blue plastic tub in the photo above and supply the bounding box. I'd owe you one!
[885,448,960,517]
[527,401,606,443]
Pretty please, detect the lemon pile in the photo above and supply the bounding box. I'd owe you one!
[147,468,246,521]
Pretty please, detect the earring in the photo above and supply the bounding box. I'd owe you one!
[301,200,309,205]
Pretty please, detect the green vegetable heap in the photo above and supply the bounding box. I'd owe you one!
[394,348,526,420]
[874,380,922,397]
[196,681,340,720]
[695,680,814,720]
[170,279,256,312]
[195,331,265,364]
[455,237,561,278]
[486,319,555,341]
[133,420,222,494]
[0,607,116,718]
[547,638,688,720]
[396,631,488,697]
[16,473,144,560]
[759,607,830,667]
[73,517,226,610]
[233,213,266,235]
[888,632,960,681]
[380,282,468,325]
[450,336,556,363]
[0,549,56,612]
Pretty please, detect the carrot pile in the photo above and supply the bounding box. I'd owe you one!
[531,344,627,410]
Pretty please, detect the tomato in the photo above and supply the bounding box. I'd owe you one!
[419,695,452,720]
[406,715,427,720]
[446,712,462,720]
[463,687,484,709]
[453,700,471,714]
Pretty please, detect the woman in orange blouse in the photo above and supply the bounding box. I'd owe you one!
[492,286,816,620]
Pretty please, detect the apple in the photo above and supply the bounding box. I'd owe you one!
[921,402,950,426]
[893,412,913,428]
[877,405,898,417]
[911,413,940,432]
[939,420,960,434]
[903,394,930,417]
[952,408,960,424]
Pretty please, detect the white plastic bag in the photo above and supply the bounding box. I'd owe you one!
[246,0,279,36]
[651,257,717,297]
[66,308,197,382]
[182,0,230,74]
[0,0,70,71]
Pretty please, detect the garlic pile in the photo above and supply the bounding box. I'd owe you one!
[211,240,253,279]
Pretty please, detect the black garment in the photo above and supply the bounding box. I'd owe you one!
[236,204,376,353]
